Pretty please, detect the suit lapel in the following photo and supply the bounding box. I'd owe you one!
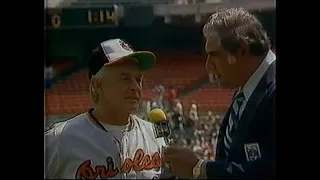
[229,61,276,151]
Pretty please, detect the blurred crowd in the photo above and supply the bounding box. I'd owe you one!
[144,85,224,160]
[168,101,223,160]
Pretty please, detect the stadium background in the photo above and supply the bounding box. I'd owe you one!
[44,0,275,160]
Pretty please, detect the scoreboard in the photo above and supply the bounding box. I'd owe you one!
[45,5,119,29]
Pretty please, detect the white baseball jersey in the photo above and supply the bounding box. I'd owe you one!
[45,112,167,179]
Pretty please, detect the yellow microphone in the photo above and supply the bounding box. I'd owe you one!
[148,108,174,175]
[148,108,171,140]
[148,108,167,123]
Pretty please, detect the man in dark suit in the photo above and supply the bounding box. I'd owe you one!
[163,7,275,179]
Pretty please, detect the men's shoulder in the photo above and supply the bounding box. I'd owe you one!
[266,87,275,112]
[132,114,153,127]
[45,120,68,138]
[265,81,275,105]
[45,113,88,144]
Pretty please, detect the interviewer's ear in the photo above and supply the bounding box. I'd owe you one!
[236,43,250,58]
[228,55,236,64]
[230,43,249,65]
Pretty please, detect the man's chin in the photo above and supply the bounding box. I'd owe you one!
[217,80,237,89]
[128,109,138,114]
[125,104,139,114]
[217,80,227,89]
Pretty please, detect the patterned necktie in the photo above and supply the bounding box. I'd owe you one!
[224,91,245,157]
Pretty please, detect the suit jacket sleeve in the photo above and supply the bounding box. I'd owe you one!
[206,90,275,179]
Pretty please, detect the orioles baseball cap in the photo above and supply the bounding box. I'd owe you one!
[88,38,156,79]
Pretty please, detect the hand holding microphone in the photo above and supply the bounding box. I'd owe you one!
[148,109,201,179]
[148,108,177,179]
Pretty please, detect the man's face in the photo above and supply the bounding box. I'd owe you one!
[205,36,241,89]
[98,58,143,113]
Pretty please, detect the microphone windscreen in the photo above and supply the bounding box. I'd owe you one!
[148,108,167,123]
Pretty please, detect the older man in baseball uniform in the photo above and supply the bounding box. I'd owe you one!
[45,39,170,179]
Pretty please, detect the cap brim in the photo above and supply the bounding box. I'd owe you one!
[103,51,156,72]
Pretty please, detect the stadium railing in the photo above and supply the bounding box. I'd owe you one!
[45,0,173,8]
[44,0,225,8]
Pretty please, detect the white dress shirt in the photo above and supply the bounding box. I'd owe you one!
[237,50,276,118]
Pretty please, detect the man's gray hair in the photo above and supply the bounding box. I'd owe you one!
[203,7,271,56]
[93,67,107,79]
[89,67,108,105]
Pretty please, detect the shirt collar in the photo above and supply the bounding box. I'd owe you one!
[241,50,276,100]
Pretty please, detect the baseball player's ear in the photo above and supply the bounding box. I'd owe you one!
[96,79,104,91]
[90,78,99,92]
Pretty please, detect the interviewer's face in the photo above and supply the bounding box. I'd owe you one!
[205,36,241,89]
[98,58,143,113]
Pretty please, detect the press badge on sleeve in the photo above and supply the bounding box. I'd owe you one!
[244,143,261,161]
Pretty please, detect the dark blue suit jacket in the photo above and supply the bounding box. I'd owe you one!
[206,61,276,179]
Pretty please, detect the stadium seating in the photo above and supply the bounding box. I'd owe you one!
[45,69,90,115]
[45,52,231,116]
[143,52,207,99]
[46,69,89,94]
[180,84,235,112]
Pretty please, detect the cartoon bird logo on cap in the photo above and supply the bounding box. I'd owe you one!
[119,40,133,51]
